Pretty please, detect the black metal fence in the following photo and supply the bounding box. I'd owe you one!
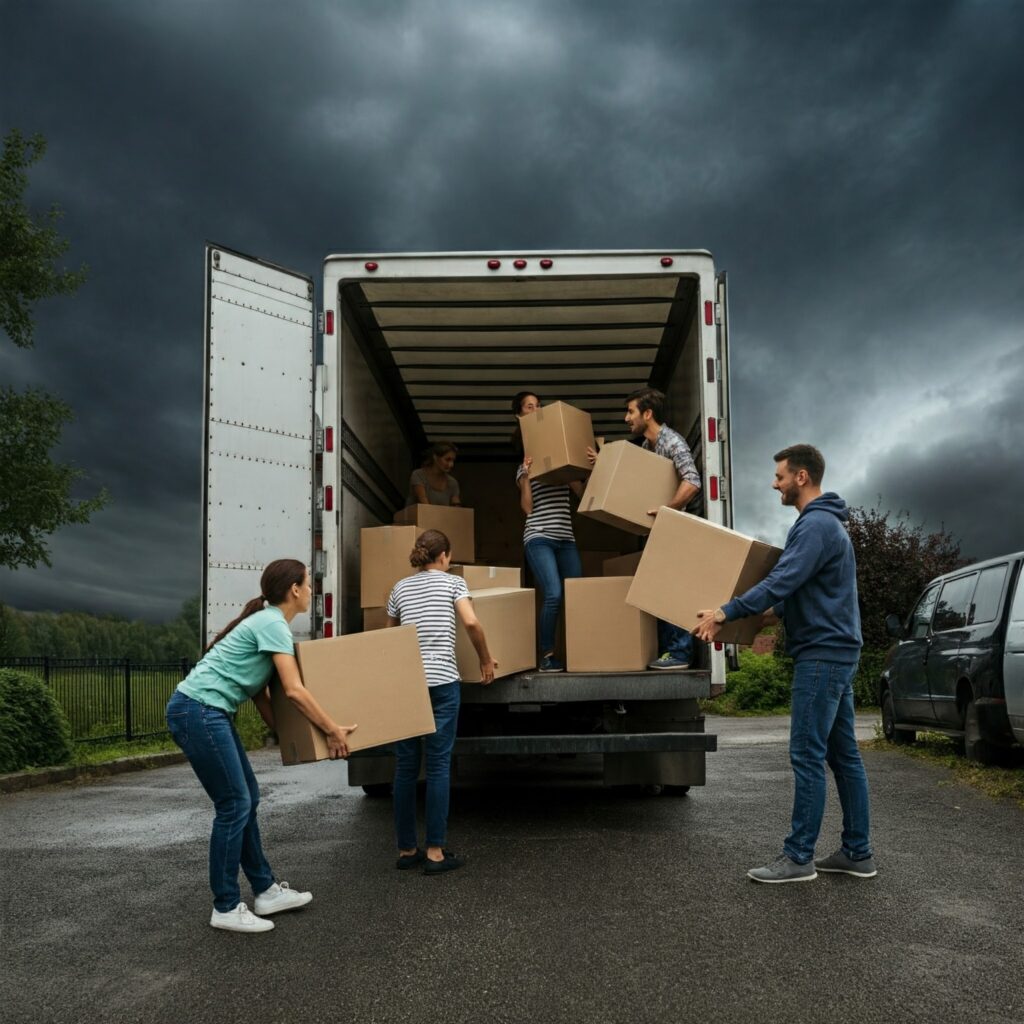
[0,657,259,743]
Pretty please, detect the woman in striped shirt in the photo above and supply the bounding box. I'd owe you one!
[511,391,585,673]
[386,529,497,874]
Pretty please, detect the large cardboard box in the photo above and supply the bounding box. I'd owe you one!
[360,525,418,608]
[455,587,537,682]
[579,440,680,535]
[625,509,783,645]
[603,551,643,576]
[564,577,658,672]
[449,563,522,589]
[362,607,389,631]
[393,504,475,564]
[271,625,435,765]
[520,401,595,485]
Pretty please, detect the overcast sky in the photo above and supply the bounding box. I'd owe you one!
[2,0,1022,622]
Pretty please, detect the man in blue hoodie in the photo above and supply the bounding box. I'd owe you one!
[694,444,875,884]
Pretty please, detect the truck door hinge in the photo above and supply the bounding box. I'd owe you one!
[719,478,730,501]
[717,418,727,442]
[317,311,325,333]
[714,302,722,325]
[315,427,324,454]
[315,487,324,511]
[314,550,326,578]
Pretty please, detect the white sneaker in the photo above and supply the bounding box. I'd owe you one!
[254,881,313,916]
[210,902,274,933]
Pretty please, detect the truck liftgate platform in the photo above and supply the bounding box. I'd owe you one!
[347,669,716,793]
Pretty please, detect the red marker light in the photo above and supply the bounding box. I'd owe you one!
[714,642,723,651]
[705,300,714,325]
[709,477,719,501]
[323,622,333,638]
[364,261,379,272]
[513,259,527,269]
[324,485,334,511]
[487,259,501,270]
[707,418,716,442]
[660,256,674,267]
[325,426,334,452]
[324,593,333,618]
[539,258,553,269]
[325,310,334,335]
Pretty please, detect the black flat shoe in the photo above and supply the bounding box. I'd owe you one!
[423,851,465,875]
[395,849,427,870]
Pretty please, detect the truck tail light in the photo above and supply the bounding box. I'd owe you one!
[660,256,674,267]
[364,261,379,272]
[324,426,334,452]
[707,417,717,442]
[325,310,334,335]
[514,259,527,269]
[714,642,723,651]
[487,259,501,270]
[709,477,719,501]
[323,622,333,638]
[324,593,333,617]
[324,485,333,511]
[539,258,553,269]
[705,300,714,325]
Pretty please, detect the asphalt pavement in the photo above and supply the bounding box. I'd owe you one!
[2,711,1021,1024]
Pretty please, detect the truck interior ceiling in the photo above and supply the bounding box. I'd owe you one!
[339,273,705,479]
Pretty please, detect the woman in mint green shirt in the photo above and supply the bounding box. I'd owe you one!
[166,558,356,934]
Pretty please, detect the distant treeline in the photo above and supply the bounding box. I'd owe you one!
[0,596,201,661]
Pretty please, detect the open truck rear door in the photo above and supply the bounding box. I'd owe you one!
[202,244,315,645]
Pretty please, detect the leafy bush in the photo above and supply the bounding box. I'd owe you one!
[0,669,74,772]
[722,650,794,711]
[854,648,888,708]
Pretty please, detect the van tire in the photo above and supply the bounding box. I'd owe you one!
[963,700,999,765]
[882,691,915,745]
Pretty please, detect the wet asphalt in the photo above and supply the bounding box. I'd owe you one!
[2,713,1022,1024]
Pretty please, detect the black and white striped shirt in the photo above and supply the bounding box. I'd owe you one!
[516,464,575,545]
[386,570,470,686]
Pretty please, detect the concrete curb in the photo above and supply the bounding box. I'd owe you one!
[0,751,188,795]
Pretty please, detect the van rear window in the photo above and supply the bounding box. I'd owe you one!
[969,564,1007,624]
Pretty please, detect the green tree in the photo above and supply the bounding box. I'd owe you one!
[0,129,106,569]
[846,504,966,650]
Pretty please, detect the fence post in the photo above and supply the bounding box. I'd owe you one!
[124,657,133,741]
[44,655,51,687]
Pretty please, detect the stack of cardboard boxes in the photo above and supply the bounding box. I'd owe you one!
[274,400,781,763]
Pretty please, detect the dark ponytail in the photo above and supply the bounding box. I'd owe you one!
[409,529,451,569]
[206,558,307,650]
[510,391,539,458]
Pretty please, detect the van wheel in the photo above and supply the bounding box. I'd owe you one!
[882,691,915,745]
[361,783,392,798]
[963,700,999,765]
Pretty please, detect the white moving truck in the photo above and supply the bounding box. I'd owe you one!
[203,247,732,793]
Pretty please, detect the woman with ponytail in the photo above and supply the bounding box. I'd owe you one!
[165,559,357,933]
[385,530,497,874]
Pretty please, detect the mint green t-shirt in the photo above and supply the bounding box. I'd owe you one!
[177,606,295,713]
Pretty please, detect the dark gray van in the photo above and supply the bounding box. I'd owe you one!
[879,551,1024,763]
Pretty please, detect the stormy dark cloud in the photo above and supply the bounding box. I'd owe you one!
[1,0,1022,620]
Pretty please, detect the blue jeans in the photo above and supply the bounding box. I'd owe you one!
[393,682,461,850]
[657,619,694,662]
[525,537,582,656]
[784,659,872,864]
[165,690,275,912]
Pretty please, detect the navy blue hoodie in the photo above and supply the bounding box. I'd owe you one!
[721,492,862,663]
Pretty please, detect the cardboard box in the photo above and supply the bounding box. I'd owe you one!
[360,525,418,608]
[456,587,537,682]
[520,401,595,485]
[625,509,783,645]
[449,564,522,589]
[362,607,389,631]
[579,440,681,535]
[393,504,475,564]
[603,551,643,576]
[271,625,435,764]
[565,577,658,672]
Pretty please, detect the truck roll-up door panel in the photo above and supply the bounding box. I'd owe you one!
[202,244,315,646]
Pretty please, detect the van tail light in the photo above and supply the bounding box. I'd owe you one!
[324,593,333,618]
[714,642,723,651]
[323,622,333,638]
[709,477,719,501]
[324,485,333,511]
[324,427,334,452]
[325,310,334,334]
[705,301,714,325]
[707,418,717,442]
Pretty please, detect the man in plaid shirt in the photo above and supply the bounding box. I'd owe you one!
[626,387,702,669]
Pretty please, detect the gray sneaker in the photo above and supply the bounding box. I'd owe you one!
[814,850,878,878]
[747,854,817,884]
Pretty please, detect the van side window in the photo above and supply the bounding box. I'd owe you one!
[932,574,977,632]
[968,564,1008,625]
[909,585,940,638]
[1010,569,1024,623]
